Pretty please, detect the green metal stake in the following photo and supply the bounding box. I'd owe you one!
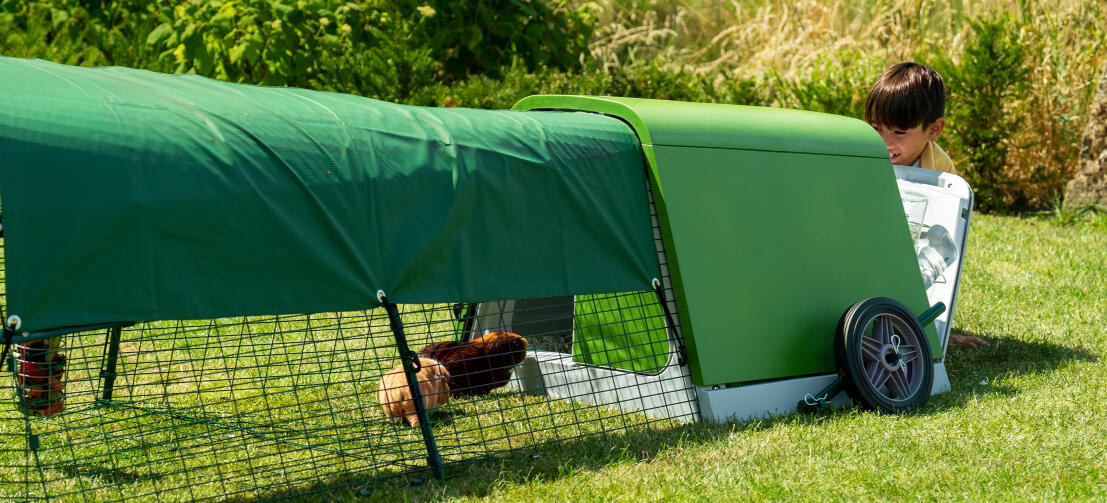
[797,377,841,413]
[5,334,29,415]
[451,303,477,343]
[378,291,445,481]
[99,325,123,404]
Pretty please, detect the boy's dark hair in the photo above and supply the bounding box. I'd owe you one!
[864,62,945,130]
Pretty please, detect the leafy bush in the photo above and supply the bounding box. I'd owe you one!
[767,49,885,119]
[935,16,1031,213]
[396,0,594,78]
[141,1,442,100]
[0,1,161,67]
[0,0,595,101]
[417,63,609,109]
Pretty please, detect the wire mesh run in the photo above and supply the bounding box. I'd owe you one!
[0,177,698,501]
[0,293,695,501]
[1,312,434,501]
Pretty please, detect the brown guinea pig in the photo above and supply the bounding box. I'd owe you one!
[419,331,528,397]
[376,358,450,427]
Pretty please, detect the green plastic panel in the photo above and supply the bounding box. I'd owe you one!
[571,292,669,374]
[0,58,658,333]
[515,96,938,386]
[652,146,937,384]
[513,95,890,158]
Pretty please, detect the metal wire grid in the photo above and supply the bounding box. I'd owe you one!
[1,298,692,500]
[2,311,440,501]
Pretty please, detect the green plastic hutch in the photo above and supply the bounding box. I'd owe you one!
[495,95,973,421]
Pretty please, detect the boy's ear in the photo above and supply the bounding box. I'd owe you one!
[926,118,946,140]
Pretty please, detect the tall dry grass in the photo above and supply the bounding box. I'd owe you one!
[585,0,957,80]
[579,0,1107,210]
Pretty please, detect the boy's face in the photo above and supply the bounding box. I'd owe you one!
[870,118,945,166]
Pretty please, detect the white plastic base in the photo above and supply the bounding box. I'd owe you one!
[932,361,951,395]
[696,361,951,423]
[508,350,700,421]
[697,374,850,423]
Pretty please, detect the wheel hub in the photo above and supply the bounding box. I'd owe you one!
[878,343,903,372]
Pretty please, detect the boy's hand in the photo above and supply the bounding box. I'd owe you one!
[949,334,988,347]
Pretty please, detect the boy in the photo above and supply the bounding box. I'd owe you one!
[865,62,986,348]
[865,62,954,172]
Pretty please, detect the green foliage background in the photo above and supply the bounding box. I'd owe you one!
[0,0,593,101]
[1,0,1105,212]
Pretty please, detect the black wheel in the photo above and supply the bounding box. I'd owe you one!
[834,297,933,413]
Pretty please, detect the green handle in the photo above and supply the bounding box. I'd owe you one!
[917,302,946,327]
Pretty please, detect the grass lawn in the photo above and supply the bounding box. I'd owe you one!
[349,213,1106,502]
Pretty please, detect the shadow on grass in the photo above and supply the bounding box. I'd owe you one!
[53,462,164,487]
[227,418,750,502]
[228,395,872,502]
[929,329,1099,409]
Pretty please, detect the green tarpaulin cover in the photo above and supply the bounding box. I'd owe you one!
[0,57,658,333]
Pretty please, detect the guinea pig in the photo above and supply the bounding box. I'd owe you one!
[376,358,450,427]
